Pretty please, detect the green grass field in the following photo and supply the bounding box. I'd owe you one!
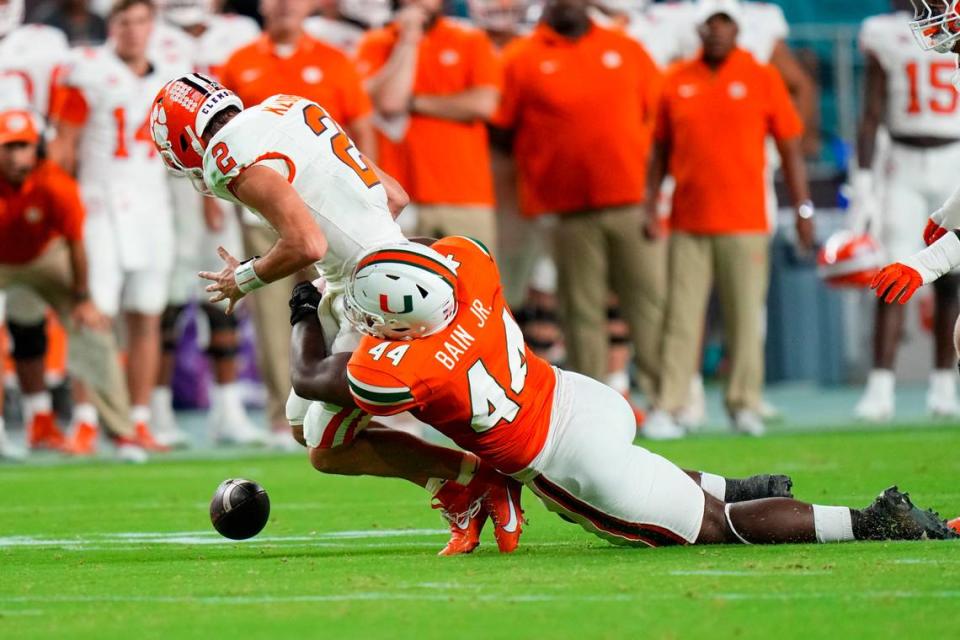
[3,426,960,639]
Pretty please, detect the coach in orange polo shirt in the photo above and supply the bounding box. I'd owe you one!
[643,0,814,438]
[356,0,501,249]
[494,0,665,401]
[219,0,377,441]
[0,109,134,457]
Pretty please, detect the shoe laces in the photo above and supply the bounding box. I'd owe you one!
[436,496,483,529]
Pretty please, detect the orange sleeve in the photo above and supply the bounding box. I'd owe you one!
[337,58,374,124]
[46,167,85,241]
[346,360,421,416]
[467,31,502,91]
[765,65,803,142]
[49,85,89,127]
[354,32,393,79]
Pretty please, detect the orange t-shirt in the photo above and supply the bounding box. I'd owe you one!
[347,236,556,474]
[495,23,661,217]
[655,48,803,234]
[356,18,501,207]
[220,33,372,126]
[0,160,84,265]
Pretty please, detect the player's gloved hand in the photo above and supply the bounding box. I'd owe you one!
[924,212,949,246]
[289,280,322,326]
[871,263,923,305]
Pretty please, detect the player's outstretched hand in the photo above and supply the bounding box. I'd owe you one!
[871,262,923,305]
[199,246,245,315]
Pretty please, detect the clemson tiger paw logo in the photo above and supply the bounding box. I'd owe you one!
[151,103,168,145]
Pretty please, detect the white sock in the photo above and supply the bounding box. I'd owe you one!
[151,386,172,407]
[455,453,481,486]
[73,403,98,427]
[700,472,726,501]
[211,382,241,412]
[130,405,151,425]
[930,369,956,392]
[24,392,52,419]
[425,478,445,496]
[605,370,630,395]
[866,369,895,394]
[812,505,855,543]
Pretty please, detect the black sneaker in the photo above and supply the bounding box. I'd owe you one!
[726,474,794,502]
[856,486,959,541]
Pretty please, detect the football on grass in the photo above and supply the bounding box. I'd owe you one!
[210,478,270,540]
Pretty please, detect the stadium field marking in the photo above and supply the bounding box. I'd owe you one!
[668,569,833,576]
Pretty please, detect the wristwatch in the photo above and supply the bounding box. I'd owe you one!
[797,200,815,220]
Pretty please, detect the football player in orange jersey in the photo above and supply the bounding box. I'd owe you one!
[299,236,957,547]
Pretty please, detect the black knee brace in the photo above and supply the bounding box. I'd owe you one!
[7,320,47,361]
[202,302,239,333]
[161,305,187,353]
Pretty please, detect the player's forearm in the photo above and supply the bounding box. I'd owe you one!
[255,235,327,284]
[771,42,816,129]
[67,239,91,301]
[645,140,669,209]
[48,125,80,175]
[776,136,811,208]
[410,87,500,123]
[290,318,355,406]
[366,41,419,117]
[857,55,886,170]
[904,231,960,284]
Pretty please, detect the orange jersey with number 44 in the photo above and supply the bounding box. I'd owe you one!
[347,237,556,474]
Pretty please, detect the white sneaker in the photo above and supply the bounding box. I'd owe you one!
[210,403,268,446]
[731,409,766,437]
[927,370,960,418]
[115,441,148,464]
[150,388,190,448]
[855,369,895,423]
[642,410,686,441]
[0,429,26,461]
[758,398,782,421]
[676,374,706,431]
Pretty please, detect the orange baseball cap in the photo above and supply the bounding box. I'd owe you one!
[0,109,39,145]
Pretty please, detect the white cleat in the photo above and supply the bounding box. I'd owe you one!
[642,410,686,441]
[115,441,148,464]
[731,409,766,437]
[927,370,960,418]
[677,374,707,431]
[0,430,26,461]
[758,398,782,422]
[855,369,895,423]
[150,387,191,449]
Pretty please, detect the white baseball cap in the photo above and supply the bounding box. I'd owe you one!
[695,0,743,26]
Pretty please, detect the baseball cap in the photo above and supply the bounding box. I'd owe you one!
[695,0,743,26]
[0,109,39,145]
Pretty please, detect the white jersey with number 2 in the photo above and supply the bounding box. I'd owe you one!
[203,94,405,286]
[861,11,960,138]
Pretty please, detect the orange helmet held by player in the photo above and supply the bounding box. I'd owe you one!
[149,73,243,192]
[910,0,960,52]
[817,231,885,288]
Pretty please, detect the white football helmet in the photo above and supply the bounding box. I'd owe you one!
[339,0,392,28]
[156,0,211,27]
[0,0,24,38]
[910,0,960,53]
[345,243,459,341]
[468,0,534,32]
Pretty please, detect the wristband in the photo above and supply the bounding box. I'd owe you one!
[903,231,960,284]
[797,200,815,220]
[235,257,266,294]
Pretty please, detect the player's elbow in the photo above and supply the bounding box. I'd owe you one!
[295,235,327,265]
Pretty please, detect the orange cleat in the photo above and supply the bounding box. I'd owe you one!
[134,422,170,452]
[433,481,487,556]
[63,422,98,456]
[949,517,960,535]
[26,412,67,450]
[483,477,525,553]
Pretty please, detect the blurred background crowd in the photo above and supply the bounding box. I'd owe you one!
[0,0,955,462]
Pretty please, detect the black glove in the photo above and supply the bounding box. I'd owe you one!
[289,281,322,327]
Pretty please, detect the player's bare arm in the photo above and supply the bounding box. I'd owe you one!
[66,237,109,331]
[47,121,82,176]
[199,164,328,314]
[410,86,500,123]
[776,135,815,252]
[364,5,425,117]
[769,40,818,154]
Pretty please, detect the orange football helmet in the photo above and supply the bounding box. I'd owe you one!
[149,73,243,192]
[817,231,885,288]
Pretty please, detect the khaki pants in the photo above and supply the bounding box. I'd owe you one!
[657,232,770,414]
[0,241,132,437]
[242,223,296,428]
[553,205,666,399]
[416,205,497,252]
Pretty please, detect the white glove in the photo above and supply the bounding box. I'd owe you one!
[847,169,879,234]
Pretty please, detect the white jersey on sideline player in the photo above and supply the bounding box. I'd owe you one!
[0,0,69,113]
[53,45,185,317]
[304,0,391,55]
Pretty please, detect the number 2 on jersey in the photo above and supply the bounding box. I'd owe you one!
[906,60,959,115]
[301,104,380,189]
[467,310,528,433]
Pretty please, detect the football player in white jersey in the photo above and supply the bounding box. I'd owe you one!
[854,0,960,421]
[150,75,534,555]
[872,1,960,381]
[0,0,69,114]
[304,0,392,54]
[147,0,263,447]
[49,0,187,451]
